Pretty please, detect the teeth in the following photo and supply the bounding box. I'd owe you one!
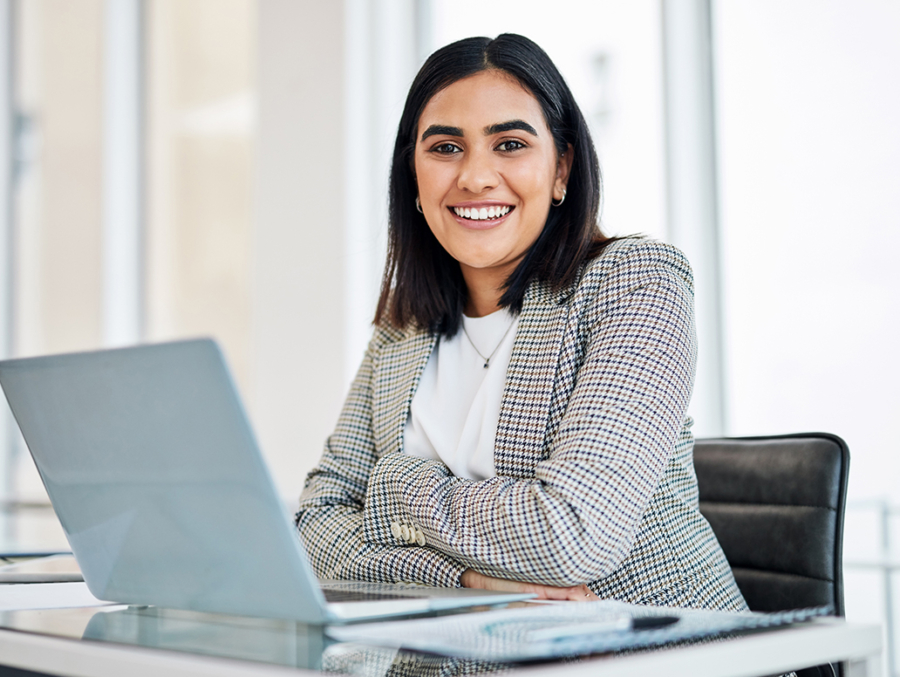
[453,206,511,220]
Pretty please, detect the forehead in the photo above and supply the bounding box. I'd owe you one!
[417,70,548,134]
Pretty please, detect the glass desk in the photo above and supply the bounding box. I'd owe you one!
[0,603,885,677]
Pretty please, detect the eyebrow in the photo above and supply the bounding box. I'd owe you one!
[484,120,539,137]
[421,125,463,141]
[420,119,539,142]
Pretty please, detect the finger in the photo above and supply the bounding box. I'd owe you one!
[565,587,587,601]
[538,585,583,601]
[562,584,599,602]
[536,585,585,602]
[527,587,555,600]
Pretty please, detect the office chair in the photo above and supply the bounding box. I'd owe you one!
[693,433,850,677]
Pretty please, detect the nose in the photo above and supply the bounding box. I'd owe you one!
[457,147,499,194]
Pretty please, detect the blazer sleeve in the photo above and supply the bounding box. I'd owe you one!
[361,240,696,587]
[295,329,467,587]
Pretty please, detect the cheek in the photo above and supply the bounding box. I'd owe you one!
[508,169,554,221]
[506,162,556,201]
[414,158,451,199]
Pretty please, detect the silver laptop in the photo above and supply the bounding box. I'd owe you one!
[0,339,532,623]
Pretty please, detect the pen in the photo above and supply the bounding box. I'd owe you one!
[526,615,679,641]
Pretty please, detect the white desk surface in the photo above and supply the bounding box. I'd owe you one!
[0,615,883,677]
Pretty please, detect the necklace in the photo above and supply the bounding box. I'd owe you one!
[461,316,516,369]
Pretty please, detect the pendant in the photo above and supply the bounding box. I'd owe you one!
[483,361,489,369]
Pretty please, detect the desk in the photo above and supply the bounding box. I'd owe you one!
[0,606,884,677]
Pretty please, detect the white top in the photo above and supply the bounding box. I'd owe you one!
[403,309,519,480]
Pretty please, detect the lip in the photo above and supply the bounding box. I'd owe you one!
[447,202,515,230]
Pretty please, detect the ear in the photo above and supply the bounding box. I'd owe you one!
[553,143,575,201]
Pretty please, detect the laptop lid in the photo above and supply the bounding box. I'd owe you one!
[0,339,340,623]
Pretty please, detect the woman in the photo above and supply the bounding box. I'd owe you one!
[296,34,746,611]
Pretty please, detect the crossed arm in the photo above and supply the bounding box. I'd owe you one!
[295,241,695,596]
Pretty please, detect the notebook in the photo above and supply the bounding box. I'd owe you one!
[0,339,532,623]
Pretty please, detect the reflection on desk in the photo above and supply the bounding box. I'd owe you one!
[84,607,330,671]
[4,605,511,675]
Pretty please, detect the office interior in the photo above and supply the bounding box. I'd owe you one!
[0,0,896,674]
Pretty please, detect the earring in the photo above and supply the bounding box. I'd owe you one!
[551,188,566,207]
[415,196,423,213]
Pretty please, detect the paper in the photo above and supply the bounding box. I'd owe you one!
[327,600,832,662]
[0,582,115,612]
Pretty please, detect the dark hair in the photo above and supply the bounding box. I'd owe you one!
[375,33,611,335]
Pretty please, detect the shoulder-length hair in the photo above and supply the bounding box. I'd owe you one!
[375,33,611,336]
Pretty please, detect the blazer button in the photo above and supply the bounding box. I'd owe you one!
[400,524,410,541]
[415,529,426,546]
[390,521,401,539]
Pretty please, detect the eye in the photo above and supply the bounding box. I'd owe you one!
[430,142,462,155]
[496,139,527,152]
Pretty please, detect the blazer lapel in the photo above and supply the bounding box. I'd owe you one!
[372,329,437,457]
[494,282,572,479]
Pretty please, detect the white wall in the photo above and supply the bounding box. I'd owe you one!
[714,0,900,503]
[254,0,418,500]
[254,0,349,500]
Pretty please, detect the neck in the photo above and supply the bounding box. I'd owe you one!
[461,265,509,318]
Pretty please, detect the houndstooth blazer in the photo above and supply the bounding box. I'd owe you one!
[296,237,747,611]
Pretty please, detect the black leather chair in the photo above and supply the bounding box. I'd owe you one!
[693,433,850,676]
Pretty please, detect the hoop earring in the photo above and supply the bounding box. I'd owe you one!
[415,196,423,213]
[551,188,566,208]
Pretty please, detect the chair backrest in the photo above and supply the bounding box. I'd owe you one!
[693,433,849,615]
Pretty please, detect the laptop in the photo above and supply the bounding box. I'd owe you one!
[0,339,533,623]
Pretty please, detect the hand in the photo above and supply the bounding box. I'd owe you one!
[461,569,599,602]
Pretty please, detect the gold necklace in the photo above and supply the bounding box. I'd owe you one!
[461,317,516,369]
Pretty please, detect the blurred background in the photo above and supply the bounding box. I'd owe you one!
[0,0,896,672]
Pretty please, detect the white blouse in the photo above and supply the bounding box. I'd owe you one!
[402,309,519,480]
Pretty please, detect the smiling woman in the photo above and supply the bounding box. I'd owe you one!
[296,34,748,611]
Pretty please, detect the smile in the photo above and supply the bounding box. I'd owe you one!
[450,205,513,221]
